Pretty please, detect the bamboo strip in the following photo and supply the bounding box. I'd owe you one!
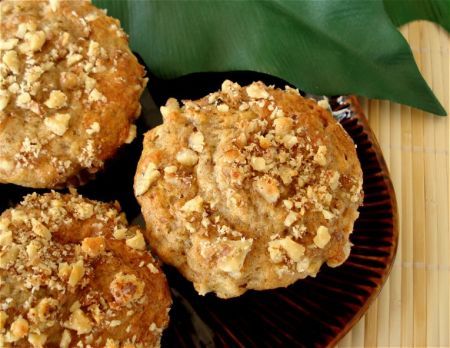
[436,24,450,348]
[388,101,403,347]
[411,94,427,347]
[364,98,380,348]
[422,24,439,345]
[375,100,392,347]
[400,87,415,348]
[350,316,366,347]
[338,330,351,347]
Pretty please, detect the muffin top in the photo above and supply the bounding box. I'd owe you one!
[0,192,171,347]
[135,80,363,298]
[0,0,146,188]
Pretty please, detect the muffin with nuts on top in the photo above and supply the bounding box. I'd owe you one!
[0,191,171,347]
[134,80,363,299]
[0,0,146,188]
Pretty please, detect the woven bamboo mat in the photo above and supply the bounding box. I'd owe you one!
[337,21,450,347]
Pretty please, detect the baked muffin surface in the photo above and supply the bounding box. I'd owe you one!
[0,0,146,188]
[135,81,363,298]
[0,192,171,347]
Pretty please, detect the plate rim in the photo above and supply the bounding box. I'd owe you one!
[329,96,399,347]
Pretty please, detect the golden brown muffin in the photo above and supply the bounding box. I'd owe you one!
[134,81,363,299]
[0,0,146,188]
[0,192,171,347]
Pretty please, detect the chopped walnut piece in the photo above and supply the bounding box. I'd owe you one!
[2,50,20,74]
[44,90,67,109]
[110,272,145,305]
[181,196,204,213]
[65,309,93,335]
[313,225,331,248]
[126,231,146,250]
[0,38,19,50]
[176,148,198,167]
[279,166,297,185]
[234,133,247,148]
[189,131,205,153]
[44,113,71,136]
[246,83,269,99]
[215,238,253,275]
[74,202,94,220]
[105,338,120,348]
[254,176,280,203]
[0,158,14,172]
[318,98,330,109]
[135,162,160,196]
[282,134,298,149]
[221,80,240,95]
[239,102,250,111]
[0,91,11,111]
[28,332,47,347]
[268,237,305,263]
[88,88,106,103]
[284,211,298,227]
[86,122,100,135]
[81,236,105,257]
[31,218,51,240]
[58,262,71,279]
[273,117,294,135]
[10,316,29,339]
[147,263,159,274]
[329,171,340,190]
[125,124,137,144]
[11,209,27,223]
[0,311,8,332]
[0,229,12,246]
[0,244,19,268]
[164,165,177,174]
[59,329,71,348]
[314,145,327,166]
[28,297,58,324]
[23,31,46,52]
[217,103,229,112]
[87,40,100,58]
[84,76,96,92]
[160,98,180,118]
[16,92,31,108]
[68,260,85,287]
[322,209,335,220]
[49,0,59,11]
[250,156,266,171]
[69,301,80,313]
[66,53,83,66]
[283,200,293,210]
[113,227,127,240]
[60,71,79,90]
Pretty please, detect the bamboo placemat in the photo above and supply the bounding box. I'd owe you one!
[337,21,450,348]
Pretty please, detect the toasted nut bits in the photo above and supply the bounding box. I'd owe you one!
[0,191,171,347]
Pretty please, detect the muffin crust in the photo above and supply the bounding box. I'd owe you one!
[0,0,146,188]
[135,80,363,298]
[0,192,171,347]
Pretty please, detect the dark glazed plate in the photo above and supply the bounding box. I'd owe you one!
[0,71,398,347]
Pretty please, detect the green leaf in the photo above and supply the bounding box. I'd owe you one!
[94,0,446,116]
[384,0,450,31]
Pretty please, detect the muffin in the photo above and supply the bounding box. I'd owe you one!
[0,191,171,347]
[0,0,146,188]
[134,80,363,299]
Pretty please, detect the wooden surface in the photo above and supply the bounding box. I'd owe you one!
[338,21,449,347]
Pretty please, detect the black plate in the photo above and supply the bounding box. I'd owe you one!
[0,71,398,348]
